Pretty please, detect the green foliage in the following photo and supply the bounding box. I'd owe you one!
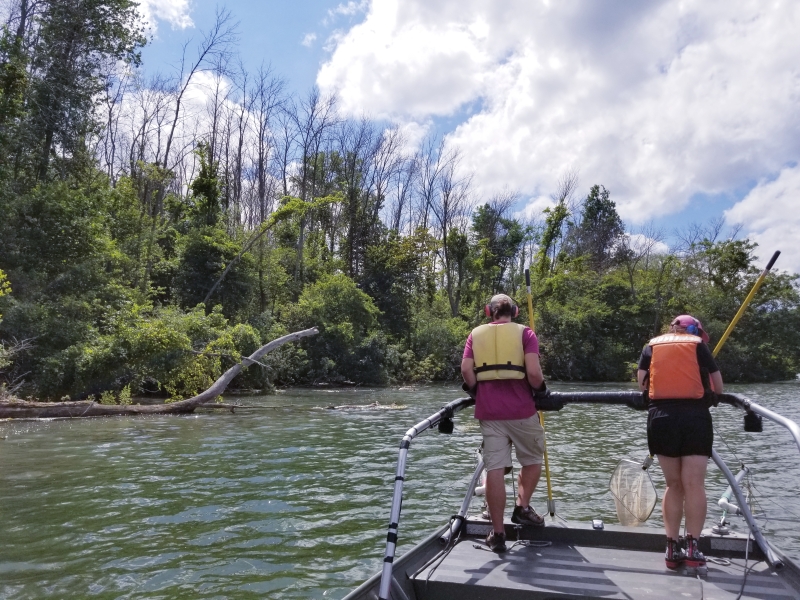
[11,0,146,182]
[361,229,435,338]
[472,203,526,292]
[535,200,570,277]
[406,299,471,382]
[286,273,387,383]
[565,185,624,271]
[175,227,256,317]
[0,268,9,320]
[188,143,222,226]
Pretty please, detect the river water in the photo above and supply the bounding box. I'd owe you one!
[2,382,799,599]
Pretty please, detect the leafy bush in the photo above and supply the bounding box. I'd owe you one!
[286,273,388,383]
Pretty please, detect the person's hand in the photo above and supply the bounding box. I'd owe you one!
[630,390,649,410]
[533,382,563,411]
[461,382,477,399]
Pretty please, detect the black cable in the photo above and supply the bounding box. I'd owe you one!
[734,531,758,600]
[425,515,462,583]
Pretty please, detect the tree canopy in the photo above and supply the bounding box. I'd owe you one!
[1,2,798,401]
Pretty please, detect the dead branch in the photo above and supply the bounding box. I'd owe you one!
[0,327,318,419]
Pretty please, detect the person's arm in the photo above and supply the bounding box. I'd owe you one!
[461,357,477,389]
[636,346,652,391]
[710,370,723,394]
[697,343,723,393]
[637,369,649,392]
[525,352,544,390]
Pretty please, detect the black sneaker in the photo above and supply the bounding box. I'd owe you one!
[511,505,545,526]
[684,535,706,568]
[485,531,507,553]
[665,537,685,570]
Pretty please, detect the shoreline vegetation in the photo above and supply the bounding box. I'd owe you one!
[2,2,800,407]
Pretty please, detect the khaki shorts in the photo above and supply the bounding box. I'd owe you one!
[480,415,545,472]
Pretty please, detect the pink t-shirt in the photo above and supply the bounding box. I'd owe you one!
[463,324,540,420]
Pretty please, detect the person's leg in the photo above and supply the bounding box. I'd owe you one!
[516,463,542,507]
[485,467,506,533]
[658,455,685,540]
[680,455,708,537]
[480,420,513,534]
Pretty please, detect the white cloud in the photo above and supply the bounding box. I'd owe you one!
[318,0,800,231]
[518,195,555,221]
[302,33,318,47]
[330,1,370,17]
[725,166,800,275]
[625,233,670,257]
[138,0,193,32]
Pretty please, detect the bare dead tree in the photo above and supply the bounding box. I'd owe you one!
[412,135,449,232]
[389,153,416,233]
[430,146,471,316]
[335,116,376,276]
[619,222,667,298]
[282,88,338,284]
[369,126,405,233]
[161,8,237,173]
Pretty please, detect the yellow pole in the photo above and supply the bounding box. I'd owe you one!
[712,251,780,358]
[526,268,555,517]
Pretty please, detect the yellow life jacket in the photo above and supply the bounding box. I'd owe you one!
[648,333,708,401]
[472,323,527,381]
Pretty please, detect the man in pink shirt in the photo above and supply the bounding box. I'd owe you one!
[461,294,546,553]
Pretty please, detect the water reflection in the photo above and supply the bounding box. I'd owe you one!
[1,382,799,599]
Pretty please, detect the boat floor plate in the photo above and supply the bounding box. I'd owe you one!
[412,536,798,599]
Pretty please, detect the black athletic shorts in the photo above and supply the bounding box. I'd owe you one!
[647,401,713,457]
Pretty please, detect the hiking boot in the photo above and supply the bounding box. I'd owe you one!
[511,505,545,527]
[485,531,507,553]
[684,535,706,568]
[665,537,685,570]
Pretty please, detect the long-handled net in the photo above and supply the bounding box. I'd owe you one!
[609,458,658,526]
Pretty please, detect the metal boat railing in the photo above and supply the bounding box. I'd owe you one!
[377,396,475,600]
[376,390,800,598]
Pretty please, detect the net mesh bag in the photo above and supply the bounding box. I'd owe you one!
[609,458,658,526]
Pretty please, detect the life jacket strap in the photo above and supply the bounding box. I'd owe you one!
[474,362,527,374]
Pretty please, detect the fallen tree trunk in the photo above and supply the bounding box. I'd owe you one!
[0,327,319,419]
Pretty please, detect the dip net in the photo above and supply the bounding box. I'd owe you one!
[609,458,658,526]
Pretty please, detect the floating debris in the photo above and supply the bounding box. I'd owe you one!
[323,402,407,411]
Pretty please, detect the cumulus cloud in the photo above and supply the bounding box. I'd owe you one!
[725,166,800,274]
[318,0,800,229]
[302,33,318,47]
[329,1,370,17]
[138,0,194,33]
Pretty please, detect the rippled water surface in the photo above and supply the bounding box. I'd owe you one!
[2,382,800,599]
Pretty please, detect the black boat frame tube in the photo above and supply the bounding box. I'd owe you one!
[711,448,783,568]
[439,456,485,546]
[378,396,474,600]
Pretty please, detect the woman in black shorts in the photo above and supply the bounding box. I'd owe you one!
[637,315,723,570]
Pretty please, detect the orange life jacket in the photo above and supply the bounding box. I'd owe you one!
[647,333,713,401]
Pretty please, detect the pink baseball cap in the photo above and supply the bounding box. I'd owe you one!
[671,314,709,342]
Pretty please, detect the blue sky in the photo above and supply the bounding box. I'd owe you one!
[139,1,800,273]
[141,1,343,96]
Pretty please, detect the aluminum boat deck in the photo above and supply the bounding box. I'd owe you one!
[409,519,800,599]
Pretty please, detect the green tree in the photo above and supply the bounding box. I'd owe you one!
[286,273,387,383]
[565,185,624,271]
[33,0,144,180]
[175,227,256,318]
[472,202,526,295]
